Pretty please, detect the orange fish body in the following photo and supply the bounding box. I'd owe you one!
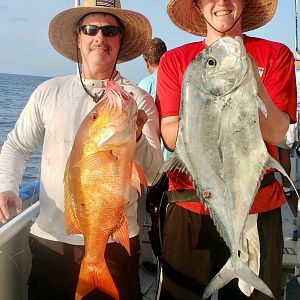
[64,82,146,300]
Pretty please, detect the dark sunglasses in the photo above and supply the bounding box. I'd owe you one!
[79,24,121,37]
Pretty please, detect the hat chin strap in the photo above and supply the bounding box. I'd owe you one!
[195,0,249,36]
[76,32,124,103]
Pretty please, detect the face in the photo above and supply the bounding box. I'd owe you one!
[197,0,244,35]
[78,13,122,71]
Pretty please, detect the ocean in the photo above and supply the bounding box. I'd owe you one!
[0,73,50,187]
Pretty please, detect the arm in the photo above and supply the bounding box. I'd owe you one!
[0,88,44,221]
[161,116,179,151]
[134,92,164,185]
[251,58,290,144]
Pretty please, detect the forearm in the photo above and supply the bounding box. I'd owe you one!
[161,116,179,151]
[251,57,290,144]
[258,96,290,145]
[0,137,28,194]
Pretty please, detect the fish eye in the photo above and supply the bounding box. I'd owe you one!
[90,112,98,121]
[206,57,217,68]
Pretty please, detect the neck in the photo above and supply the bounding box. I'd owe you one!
[204,29,243,46]
[148,65,158,74]
[82,63,117,80]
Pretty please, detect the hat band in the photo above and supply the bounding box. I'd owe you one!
[96,0,115,7]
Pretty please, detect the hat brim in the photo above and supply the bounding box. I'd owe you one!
[167,0,278,36]
[49,7,152,63]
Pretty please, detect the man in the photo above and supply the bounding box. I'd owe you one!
[139,38,167,99]
[156,0,297,299]
[0,1,163,299]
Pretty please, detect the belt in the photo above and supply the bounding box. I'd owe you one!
[166,172,276,203]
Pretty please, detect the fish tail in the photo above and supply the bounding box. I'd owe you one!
[75,259,119,300]
[202,258,274,299]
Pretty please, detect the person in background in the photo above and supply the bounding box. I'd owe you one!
[139,37,171,161]
[139,38,167,98]
[156,0,297,299]
[138,37,170,274]
[0,1,163,299]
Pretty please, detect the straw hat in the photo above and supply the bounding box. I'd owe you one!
[167,0,278,36]
[49,0,152,63]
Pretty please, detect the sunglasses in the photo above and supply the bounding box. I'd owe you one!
[79,24,121,37]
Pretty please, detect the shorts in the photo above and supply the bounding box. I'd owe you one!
[27,235,142,300]
[160,205,283,300]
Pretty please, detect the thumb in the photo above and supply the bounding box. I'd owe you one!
[15,198,23,214]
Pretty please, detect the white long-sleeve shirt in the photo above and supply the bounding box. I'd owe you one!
[0,73,163,245]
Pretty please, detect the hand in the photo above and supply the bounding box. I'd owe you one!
[0,191,22,224]
[136,109,148,142]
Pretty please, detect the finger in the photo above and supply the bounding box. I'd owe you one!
[0,201,9,223]
[15,198,23,214]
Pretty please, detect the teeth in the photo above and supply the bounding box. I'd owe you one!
[215,10,230,16]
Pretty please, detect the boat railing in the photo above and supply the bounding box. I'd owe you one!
[0,182,40,300]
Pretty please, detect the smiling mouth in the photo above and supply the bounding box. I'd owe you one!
[215,10,231,17]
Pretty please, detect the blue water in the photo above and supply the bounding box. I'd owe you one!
[0,73,50,187]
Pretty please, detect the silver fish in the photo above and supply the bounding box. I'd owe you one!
[161,36,293,298]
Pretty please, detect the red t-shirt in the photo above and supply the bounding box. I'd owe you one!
[156,35,297,215]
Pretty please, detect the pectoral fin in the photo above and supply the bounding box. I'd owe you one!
[73,150,117,170]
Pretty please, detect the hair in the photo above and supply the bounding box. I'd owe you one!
[142,38,167,67]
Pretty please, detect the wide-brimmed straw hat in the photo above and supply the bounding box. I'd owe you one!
[49,0,152,63]
[167,0,278,36]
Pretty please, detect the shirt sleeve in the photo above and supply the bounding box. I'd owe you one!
[138,77,151,94]
[262,45,297,123]
[156,52,182,118]
[134,89,164,185]
[0,89,44,194]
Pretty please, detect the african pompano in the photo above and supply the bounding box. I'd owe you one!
[161,36,293,298]
[64,81,146,300]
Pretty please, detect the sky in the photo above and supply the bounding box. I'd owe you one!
[0,0,297,84]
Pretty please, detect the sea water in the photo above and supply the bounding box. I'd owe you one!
[0,73,50,187]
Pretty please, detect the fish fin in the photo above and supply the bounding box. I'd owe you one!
[75,259,119,300]
[199,189,230,245]
[265,155,300,200]
[131,161,147,195]
[203,257,274,299]
[159,151,189,174]
[73,150,117,170]
[112,216,131,255]
[64,190,82,234]
[256,95,267,118]
[99,129,131,148]
[64,159,82,234]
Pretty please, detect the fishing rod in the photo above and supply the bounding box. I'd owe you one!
[296,0,299,52]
